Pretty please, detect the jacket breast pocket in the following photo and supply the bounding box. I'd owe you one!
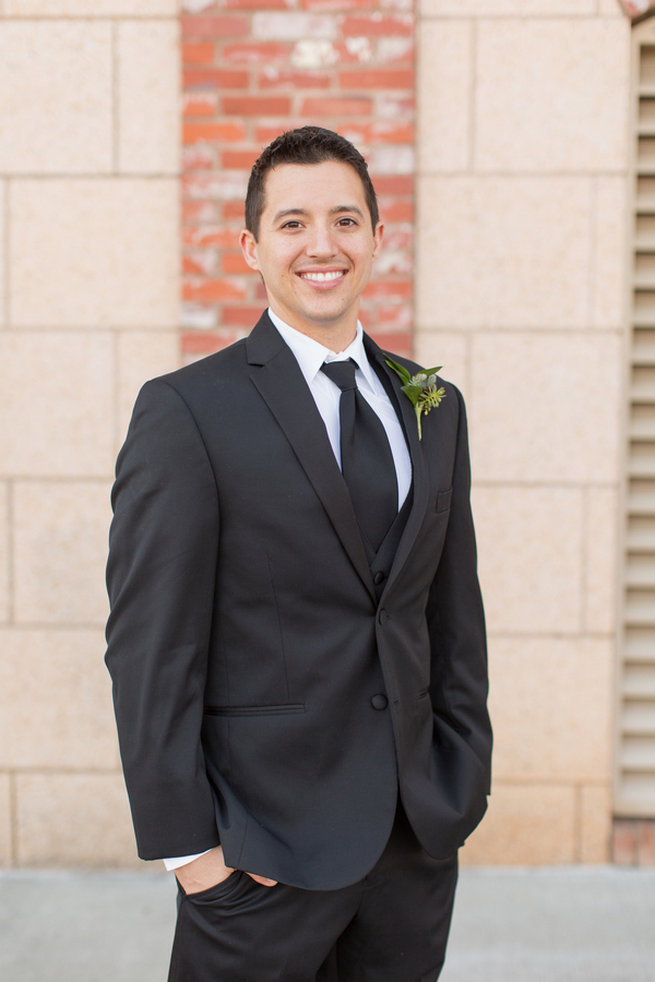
[435,488,452,513]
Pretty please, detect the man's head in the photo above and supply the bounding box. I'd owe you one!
[245,126,379,241]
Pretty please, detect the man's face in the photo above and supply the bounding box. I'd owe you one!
[240,160,383,347]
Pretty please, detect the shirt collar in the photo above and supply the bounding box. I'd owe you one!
[267,308,378,392]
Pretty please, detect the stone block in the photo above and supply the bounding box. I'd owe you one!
[0,333,114,478]
[413,331,469,391]
[487,637,613,782]
[416,177,591,330]
[5,0,176,12]
[472,486,584,634]
[593,177,629,329]
[475,20,629,172]
[116,330,179,448]
[469,331,621,483]
[0,483,8,623]
[0,22,111,174]
[117,21,180,175]
[418,21,471,173]
[13,481,111,625]
[584,488,619,635]
[0,629,117,770]
[0,772,12,867]
[580,784,612,863]
[15,772,139,868]
[9,179,179,328]
[461,782,576,866]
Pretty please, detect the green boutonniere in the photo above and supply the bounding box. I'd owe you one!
[384,357,446,441]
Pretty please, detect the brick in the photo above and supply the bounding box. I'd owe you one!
[637,820,655,865]
[182,200,219,224]
[222,252,250,274]
[182,41,215,64]
[377,37,415,63]
[252,13,337,41]
[363,280,412,301]
[342,121,414,145]
[223,0,295,7]
[223,201,246,221]
[292,39,342,68]
[377,305,412,330]
[182,331,245,356]
[222,42,290,64]
[343,14,413,36]
[300,96,372,116]
[612,819,637,866]
[367,329,412,357]
[181,15,249,38]
[183,252,216,276]
[182,146,216,170]
[184,225,237,249]
[222,305,266,327]
[183,121,247,144]
[183,278,246,302]
[338,69,414,89]
[371,174,413,195]
[379,200,413,223]
[183,93,219,117]
[302,0,375,8]
[181,303,217,332]
[184,68,250,89]
[221,148,260,170]
[222,95,292,116]
[258,68,332,89]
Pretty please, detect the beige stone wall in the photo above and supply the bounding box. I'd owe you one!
[417,3,630,863]
[0,2,180,867]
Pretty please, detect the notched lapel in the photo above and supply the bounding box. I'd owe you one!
[247,315,375,602]
[365,337,431,594]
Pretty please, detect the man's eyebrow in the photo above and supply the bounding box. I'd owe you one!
[272,205,365,222]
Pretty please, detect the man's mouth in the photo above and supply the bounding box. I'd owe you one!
[298,270,346,283]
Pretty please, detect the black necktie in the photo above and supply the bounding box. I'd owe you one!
[321,359,398,552]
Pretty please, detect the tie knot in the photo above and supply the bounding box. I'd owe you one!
[321,359,357,392]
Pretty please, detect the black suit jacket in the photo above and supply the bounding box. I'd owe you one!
[105,313,492,890]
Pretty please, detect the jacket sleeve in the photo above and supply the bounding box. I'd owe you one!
[426,385,492,792]
[105,378,221,860]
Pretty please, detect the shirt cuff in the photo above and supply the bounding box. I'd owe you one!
[162,849,212,871]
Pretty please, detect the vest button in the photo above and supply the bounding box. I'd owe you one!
[373,571,386,585]
[371,693,388,711]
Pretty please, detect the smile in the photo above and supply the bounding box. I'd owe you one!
[298,271,346,283]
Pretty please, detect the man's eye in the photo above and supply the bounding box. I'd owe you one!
[337,218,357,227]
[281,221,302,230]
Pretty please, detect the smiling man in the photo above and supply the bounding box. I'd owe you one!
[105,127,491,982]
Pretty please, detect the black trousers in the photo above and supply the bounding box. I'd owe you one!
[167,805,458,982]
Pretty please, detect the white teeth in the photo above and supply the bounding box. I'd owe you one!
[300,271,344,282]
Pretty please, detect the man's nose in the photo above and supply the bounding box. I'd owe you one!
[306,224,337,257]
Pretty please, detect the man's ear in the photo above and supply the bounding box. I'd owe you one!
[372,221,384,261]
[239,229,259,271]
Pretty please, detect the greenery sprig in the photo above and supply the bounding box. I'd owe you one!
[384,357,446,441]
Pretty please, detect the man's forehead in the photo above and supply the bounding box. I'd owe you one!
[261,161,367,213]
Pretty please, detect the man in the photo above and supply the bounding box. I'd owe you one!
[105,126,491,982]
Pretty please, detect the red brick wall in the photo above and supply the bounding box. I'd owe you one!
[181,1,415,362]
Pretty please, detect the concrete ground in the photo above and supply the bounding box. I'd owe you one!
[1,866,654,982]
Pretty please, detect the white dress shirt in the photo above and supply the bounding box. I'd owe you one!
[163,309,412,871]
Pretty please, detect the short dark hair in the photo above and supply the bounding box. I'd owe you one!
[245,126,379,240]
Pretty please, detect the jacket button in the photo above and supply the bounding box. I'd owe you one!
[371,693,388,711]
[378,608,389,625]
[373,571,386,585]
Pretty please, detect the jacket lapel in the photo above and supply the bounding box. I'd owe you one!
[364,335,430,595]
[246,314,375,602]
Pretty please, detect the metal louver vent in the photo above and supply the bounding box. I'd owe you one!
[617,24,655,817]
